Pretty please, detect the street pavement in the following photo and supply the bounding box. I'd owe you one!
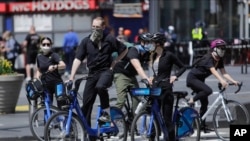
[0,65,250,141]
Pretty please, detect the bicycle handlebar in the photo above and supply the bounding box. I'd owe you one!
[65,76,90,93]
[218,81,243,94]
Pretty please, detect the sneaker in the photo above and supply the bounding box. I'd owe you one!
[25,77,31,82]
[98,111,111,123]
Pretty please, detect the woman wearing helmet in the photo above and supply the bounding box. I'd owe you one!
[149,32,186,141]
[186,38,239,133]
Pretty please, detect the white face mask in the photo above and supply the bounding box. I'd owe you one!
[214,47,225,58]
[41,46,51,55]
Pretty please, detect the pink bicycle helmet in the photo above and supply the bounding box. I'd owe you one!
[210,39,226,49]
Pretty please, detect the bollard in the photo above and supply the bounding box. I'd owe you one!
[188,41,193,67]
[29,100,37,121]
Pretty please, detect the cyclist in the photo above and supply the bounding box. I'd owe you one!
[150,32,186,141]
[113,32,153,113]
[35,37,66,109]
[68,17,127,130]
[186,38,239,133]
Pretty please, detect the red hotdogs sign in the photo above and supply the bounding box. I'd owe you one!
[8,0,96,13]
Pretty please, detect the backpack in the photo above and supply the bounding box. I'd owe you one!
[14,40,22,55]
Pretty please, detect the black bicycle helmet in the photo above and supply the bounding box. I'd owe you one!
[152,32,166,45]
[138,32,153,42]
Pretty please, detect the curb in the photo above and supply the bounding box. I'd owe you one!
[15,105,29,112]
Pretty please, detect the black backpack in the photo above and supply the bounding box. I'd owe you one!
[14,40,22,55]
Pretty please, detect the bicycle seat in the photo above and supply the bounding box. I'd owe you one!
[172,91,188,99]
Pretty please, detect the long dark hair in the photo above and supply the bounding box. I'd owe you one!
[40,37,53,45]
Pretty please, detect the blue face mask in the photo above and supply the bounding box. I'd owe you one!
[144,43,155,52]
[137,45,147,53]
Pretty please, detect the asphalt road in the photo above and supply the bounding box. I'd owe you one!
[0,65,250,141]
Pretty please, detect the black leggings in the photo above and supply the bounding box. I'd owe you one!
[186,77,212,117]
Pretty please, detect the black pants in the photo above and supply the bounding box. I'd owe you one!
[81,69,113,126]
[159,89,175,141]
[186,75,212,118]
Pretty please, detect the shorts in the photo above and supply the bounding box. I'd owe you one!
[26,51,38,64]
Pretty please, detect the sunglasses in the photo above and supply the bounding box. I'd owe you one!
[217,47,226,50]
[42,43,51,46]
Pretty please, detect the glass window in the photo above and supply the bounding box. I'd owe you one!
[53,14,72,32]
[53,33,65,48]
[14,33,27,44]
[73,13,92,31]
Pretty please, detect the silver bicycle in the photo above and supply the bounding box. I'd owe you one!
[190,82,249,141]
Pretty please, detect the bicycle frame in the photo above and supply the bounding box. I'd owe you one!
[63,90,122,137]
[201,91,232,122]
[140,98,169,140]
[42,91,54,120]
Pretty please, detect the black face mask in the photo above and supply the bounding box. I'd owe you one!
[90,28,103,43]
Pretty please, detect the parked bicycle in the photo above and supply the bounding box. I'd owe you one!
[27,73,64,141]
[44,76,127,141]
[130,79,200,141]
[190,82,249,141]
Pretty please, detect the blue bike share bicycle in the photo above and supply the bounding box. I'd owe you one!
[130,79,200,141]
[43,76,127,141]
[27,72,63,141]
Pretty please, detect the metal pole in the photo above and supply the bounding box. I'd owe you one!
[239,1,244,39]
[245,0,249,39]
[149,0,159,33]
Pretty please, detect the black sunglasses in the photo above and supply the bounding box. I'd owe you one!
[217,45,226,50]
[42,43,51,46]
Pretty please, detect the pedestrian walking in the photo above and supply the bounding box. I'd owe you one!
[2,30,22,71]
[62,26,79,78]
[22,25,41,81]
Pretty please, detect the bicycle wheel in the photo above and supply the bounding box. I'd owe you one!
[176,107,200,141]
[30,105,59,141]
[213,100,250,141]
[44,111,85,141]
[130,111,160,141]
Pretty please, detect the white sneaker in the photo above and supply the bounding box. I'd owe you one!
[25,77,31,82]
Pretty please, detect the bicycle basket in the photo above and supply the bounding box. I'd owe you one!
[26,78,44,100]
[130,88,161,96]
[177,107,199,137]
[55,82,68,103]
